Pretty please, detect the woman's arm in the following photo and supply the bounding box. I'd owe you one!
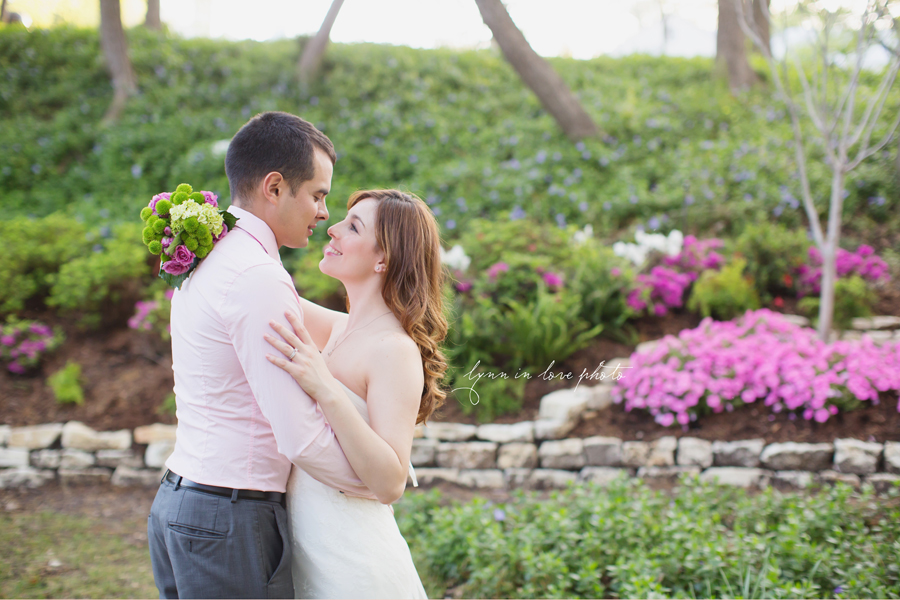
[297,296,347,352]
[265,313,422,504]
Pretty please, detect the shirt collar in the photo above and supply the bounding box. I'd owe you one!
[227,205,281,264]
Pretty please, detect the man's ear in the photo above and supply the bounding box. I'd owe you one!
[261,172,284,206]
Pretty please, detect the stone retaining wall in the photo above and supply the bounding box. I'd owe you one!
[3,315,898,493]
[2,420,898,495]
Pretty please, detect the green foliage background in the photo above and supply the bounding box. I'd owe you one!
[2,26,898,246]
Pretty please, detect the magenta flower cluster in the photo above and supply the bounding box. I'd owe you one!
[796,245,891,297]
[662,235,725,274]
[611,309,900,428]
[487,262,510,280]
[0,320,62,374]
[626,235,724,316]
[626,267,694,316]
[128,289,175,338]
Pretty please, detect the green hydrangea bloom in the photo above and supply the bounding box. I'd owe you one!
[189,192,205,204]
[184,217,199,234]
[175,183,193,195]
[140,206,153,221]
[172,192,189,205]
[142,226,155,244]
[148,241,163,255]
[155,199,172,217]
[152,219,167,234]
[195,246,210,259]
[184,237,199,252]
[168,202,224,237]
[147,214,159,227]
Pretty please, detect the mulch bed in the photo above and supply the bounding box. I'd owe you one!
[2,301,898,445]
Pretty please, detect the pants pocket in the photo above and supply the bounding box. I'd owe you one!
[167,522,227,539]
[261,504,293,598]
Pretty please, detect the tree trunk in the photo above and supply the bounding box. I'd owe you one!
[474,0,599,141]
[297,0,344,84]
[717,0,758,93]
[100,0,137,123]
[0,0,7,23]
[752,0,770,55]
[817,168,846,341]
[144,0,161,30]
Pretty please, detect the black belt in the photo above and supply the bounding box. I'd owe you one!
[163,469,285,506]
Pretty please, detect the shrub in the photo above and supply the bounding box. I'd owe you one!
[395,479,900,599]
[626,266,694,316]
[796,245,891,297]
[734,221,810,303]
[46,222,151,327]
[47,361,84,405]
[498,285,602,371]
[0,317,64,374]
[567,238,636,340]
[798,275,876,331]
[612,309,900,427]
[0,213,92,315]
[687,257,761,320]
[129,285,174,340]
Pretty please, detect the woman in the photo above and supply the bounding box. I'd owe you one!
[264,189,448,599]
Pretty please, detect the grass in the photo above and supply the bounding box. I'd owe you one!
[0,510,157,599]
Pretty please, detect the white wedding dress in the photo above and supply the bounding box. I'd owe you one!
[286,380,427,599]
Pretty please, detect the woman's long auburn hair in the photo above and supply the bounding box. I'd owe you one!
[346,189,448,424]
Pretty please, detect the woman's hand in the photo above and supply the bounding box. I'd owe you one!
[265,311,341,405]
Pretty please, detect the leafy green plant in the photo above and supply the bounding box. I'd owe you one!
[734,221,811,303]
[46,222,151,327]
[47,361,84,405]
[0,213,92,315]
[797,274,875,331]
[158,392,176,416]
[500,285,603,371]
[394,478,900,600]
[567,239,636,341]
[687,257,761,320]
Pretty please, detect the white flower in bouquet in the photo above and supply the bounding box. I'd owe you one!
[572,224,594,245]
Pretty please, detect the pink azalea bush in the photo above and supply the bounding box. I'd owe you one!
[626,267,694,316]
[626,236,725,316]
[662,235,725,275]
[612,309,900,427]
[796,245,890,297]
[0,318,64,374]
[129,288,175,340]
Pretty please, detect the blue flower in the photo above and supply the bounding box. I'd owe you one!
[535,150,548,163]
[603,201,612,211]
[629,195,639,204]
[744,194,753,202]
[446,219,456,230]
[575,141,586,151]
[869,196,886,206]
[510,206,526,220]
[131,164,143,178]
[493,508,506,522]
[834,586,843,595]
[556,213,566,228]
[409,154,418,164]
[648,216,660,230]
[579,201,589,212]
[684,195,695,206]
[426,195,439,205]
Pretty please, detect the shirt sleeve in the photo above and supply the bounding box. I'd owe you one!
[220,262,376,499]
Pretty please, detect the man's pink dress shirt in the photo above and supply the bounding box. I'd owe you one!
[165,205,373,497]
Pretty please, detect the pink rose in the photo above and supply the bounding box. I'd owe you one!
[162,245,196,275]
[202,191,218,207]
[161,237,172,249]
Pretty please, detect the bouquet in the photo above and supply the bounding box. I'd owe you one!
[139,183,238,288]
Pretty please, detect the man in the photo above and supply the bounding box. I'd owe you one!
[147,111,375,599]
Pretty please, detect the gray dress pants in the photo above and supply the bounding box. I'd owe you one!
[148,477,293,599]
